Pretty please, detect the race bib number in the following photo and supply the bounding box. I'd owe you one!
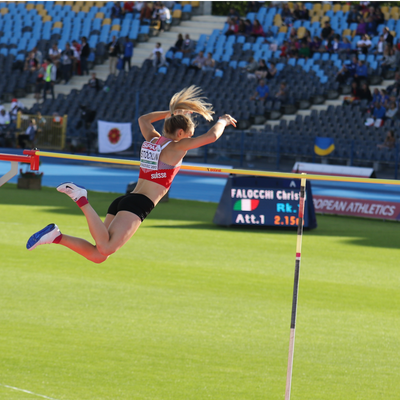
[140,141,161,170]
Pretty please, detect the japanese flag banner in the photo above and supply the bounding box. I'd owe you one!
[98,120,132,153]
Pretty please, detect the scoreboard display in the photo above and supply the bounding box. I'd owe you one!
[213,176,317,229]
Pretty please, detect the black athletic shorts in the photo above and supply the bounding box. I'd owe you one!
[107,193,155,222]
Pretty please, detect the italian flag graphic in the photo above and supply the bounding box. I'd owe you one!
[233,199,260,211]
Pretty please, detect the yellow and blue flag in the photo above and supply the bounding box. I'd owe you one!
[314,137,335,156]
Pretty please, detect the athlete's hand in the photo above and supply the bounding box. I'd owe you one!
[219,114,237,127]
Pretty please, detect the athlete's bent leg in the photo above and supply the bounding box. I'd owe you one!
[96,211,142,257]
[58,234,108,264]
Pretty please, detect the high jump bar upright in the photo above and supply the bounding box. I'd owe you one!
[1,150,400,185]
[0,150,40,187]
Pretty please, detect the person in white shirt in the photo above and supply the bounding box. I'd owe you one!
[150,42,164,59]
[357,34,372,55]
[48,43,61,68]
[375,35,385,56]
[134,1,144,12]
[158,4,171,32]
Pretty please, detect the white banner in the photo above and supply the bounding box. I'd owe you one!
[98,120,132,153]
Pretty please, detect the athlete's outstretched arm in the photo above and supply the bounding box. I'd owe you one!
[174,114,237,152]
[138,111,171,141]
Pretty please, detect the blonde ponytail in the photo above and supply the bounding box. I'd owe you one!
[169,86,214,122]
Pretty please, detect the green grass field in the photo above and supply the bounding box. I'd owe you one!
[0,183,399,400]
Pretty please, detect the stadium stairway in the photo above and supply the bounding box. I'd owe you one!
[2,15,226,113]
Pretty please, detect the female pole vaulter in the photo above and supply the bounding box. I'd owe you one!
[26,86,236,263]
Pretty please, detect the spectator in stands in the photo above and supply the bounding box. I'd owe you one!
[298,41,311,58]
[251,19,264,38]
[108,35,120,75]
[135,1,144,13]
[273,82,288,103]
[150,42,164,59]
[266,62,277,79]
[139,2,152,21]
[373,102,386,120]
[385,102,398,119]
[383,27,394,49]
[0,109,11,146]
[10,99,25,121]
[360,0,369,13]
[359,82,372,102]
[357,34,372,55]
[190,51,206,70]
[32,46,43,65]
[80,37,90,76]
[347,6,361,24]
[356,18,367,36]
[250,79,269,101]
[366,16,377,37]
[48,43,61,69]
[18,118,37,149]
[71,40,80,75]
[292,4,302,21]
[377,130,396,149]
[321,21,333,41]
[227,7,240,22]
[374,35,385,55]
[0,108,10,127]
[181,34,195,55]
[225,18,238,36]
[387,72,400,96]
[61,43,74,84]
[338,37,352,54]
[254,59,268,80]
[375,8,385,27]
[202,52,215,72]
[336,56,358,85]
[88,72,100,91]
[280,40,289,58]
[288,43,298,58]
[289,27,297,43]
[237,19,246,36]
[123,36,134,71]
[24,51,39,72]
[281,4,293,26]
[244,19,253,36]
[299,3,310,21]
[153,51,166,69]
[381,47,396,76]
[34,61,46,103]
[370,88,382,109]
[43,58,56,101]
[310,36,322,54]
[244,56,259,79]
[123,1,134,14]
[380,89,390,107]
[157,3,171,32]
[169,34,183,54]
[354,60,368,84]
[111,1,123,19]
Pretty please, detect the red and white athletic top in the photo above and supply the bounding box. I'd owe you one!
[139,136,182,189]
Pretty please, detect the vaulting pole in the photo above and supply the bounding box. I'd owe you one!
[285,174,307,400]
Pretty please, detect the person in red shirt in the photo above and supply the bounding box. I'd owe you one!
[123,1,134,13]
